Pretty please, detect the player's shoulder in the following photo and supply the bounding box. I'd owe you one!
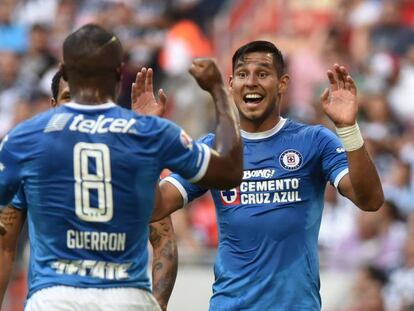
[285,119,334,139]
[133,114,178,136]
[7,107,56,139]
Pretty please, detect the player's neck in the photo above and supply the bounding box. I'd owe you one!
[241,116,281,133]
[70,88,117,106]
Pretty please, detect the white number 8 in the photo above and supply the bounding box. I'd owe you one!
[73,142,113,222]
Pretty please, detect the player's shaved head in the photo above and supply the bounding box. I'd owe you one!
[63,24,122,74]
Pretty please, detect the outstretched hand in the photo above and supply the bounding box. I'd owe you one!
[189,58,224,92]
[131,67,167,117]
[320,64,358,128]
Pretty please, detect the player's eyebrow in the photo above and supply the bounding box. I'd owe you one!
[234,61,273,70]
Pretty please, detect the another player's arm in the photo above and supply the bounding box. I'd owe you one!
[151,181,185,222]
[188,58,243,189]
[321,64,384,211]
[0,205,26,307]
[149,217,178,311]
[134,59,243,189]
[130,69,179,309]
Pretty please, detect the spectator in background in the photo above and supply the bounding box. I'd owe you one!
[0,51,36,138]
[20,24,57,80]
[0,0,28,53]
[342,265,387,311]
[328,200,406,272]
[384,216,414,311]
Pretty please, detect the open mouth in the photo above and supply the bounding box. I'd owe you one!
[243,93,264,104]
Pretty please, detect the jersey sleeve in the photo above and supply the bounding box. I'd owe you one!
[157,121,212,183]
[0,133,25,205]
[161,134,214,206]
[10,184,27,211]
[316,126,349,188]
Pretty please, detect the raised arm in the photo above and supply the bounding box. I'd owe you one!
[149,217,178,311]
[188,58,243,189]
[0,205,26,308]
[320,64,384,211]
[130,71,178,309]
[133,59,243,189]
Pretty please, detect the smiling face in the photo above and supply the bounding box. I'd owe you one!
[230,51,289,132]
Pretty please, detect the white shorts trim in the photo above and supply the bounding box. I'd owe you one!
[25,286,162,311]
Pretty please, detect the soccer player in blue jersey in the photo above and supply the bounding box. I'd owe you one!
[140,41,384,310]
[0,24,242,310]
[0,69,179,311]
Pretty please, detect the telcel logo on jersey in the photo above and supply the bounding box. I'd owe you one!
[279,149,303,171]
[69,114,136,134]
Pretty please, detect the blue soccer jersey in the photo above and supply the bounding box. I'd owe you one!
[164,118,349,311]
[0,102,210,299]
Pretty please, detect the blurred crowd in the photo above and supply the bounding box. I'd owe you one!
[1,0,414,310]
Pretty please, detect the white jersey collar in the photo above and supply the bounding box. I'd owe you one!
[241,117,287,140]
[64,102,116,110]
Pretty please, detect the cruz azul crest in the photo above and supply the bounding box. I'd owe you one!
[279,149,303,171]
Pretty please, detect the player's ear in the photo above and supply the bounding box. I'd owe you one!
[50,98,57,108]
[229,75,233,90]
[60,63,68,82]
[278,74,289,94]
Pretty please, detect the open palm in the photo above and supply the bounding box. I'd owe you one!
[131,67,167,117]
[320,64,358,128]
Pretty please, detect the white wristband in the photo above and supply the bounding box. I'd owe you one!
[335,123,364,152]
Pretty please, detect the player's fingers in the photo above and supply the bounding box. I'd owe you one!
[145,68,154,92]
[159,89,167,106]
[334,64,345,89]
[326,70,338,91]
[339,65,350,88]
[320,88,330,108]
[346,75,357,95]
[340,65,349,78]
[131,83,137,103]
[158,89,167,116]
[135,71,145,95]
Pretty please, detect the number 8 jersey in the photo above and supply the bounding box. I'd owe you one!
[0,102,211,299]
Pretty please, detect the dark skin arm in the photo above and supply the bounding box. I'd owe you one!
[0,221,5,235]
[320,64,384,211]
[152,181,185,222]
[0,206,26,308]
[149,217,178,311]
[132,62,241,219]
[189,58,243,189]
[133,59,243,190]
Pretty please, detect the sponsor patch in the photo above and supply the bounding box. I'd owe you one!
[179,130,193,150]
[279,149,303,171]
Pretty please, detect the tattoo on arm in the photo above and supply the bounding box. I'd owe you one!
[150,221,178,310]
[0,209,19,228]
